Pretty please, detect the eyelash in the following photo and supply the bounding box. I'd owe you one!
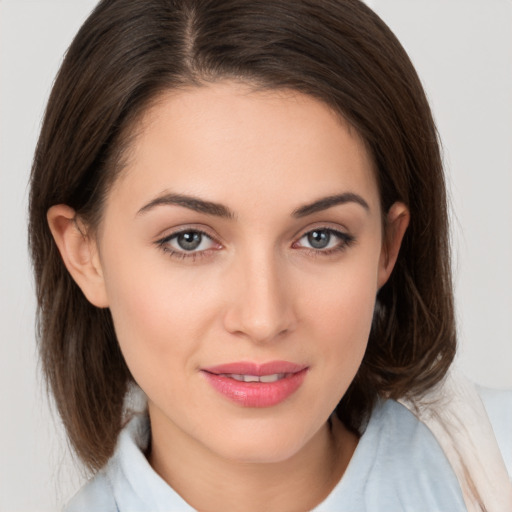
[155,227,355,261]
[293,228,355,257]
[155,228,219,262]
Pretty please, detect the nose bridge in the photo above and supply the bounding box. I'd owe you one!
[223,245,296,342]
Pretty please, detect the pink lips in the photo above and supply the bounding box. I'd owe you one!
[201,361,308,408]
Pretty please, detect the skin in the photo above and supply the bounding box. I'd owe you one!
[48,81,409,511]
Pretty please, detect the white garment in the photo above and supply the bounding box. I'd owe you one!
[400,373,512,512]
[65,398,469,512]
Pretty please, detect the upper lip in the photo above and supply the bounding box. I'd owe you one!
[202,361,308,376]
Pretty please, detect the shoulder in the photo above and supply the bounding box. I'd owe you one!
[316,399,467,511]
[397,373,512,511]
[363,400,467,509]
[64,472,117,512]
[63,411,195,511]
[477,385,512,477]
[364,399,466,489]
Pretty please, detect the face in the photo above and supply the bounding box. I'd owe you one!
[58,81,407,465]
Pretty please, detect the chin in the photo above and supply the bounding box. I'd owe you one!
[204,418,320,465]
[219,441,304,465]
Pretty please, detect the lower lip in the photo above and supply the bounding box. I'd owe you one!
[202,369,308,408]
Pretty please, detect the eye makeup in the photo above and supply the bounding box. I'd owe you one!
[293,227,356,257]
[154,224,356,262]
[155,228,222,261]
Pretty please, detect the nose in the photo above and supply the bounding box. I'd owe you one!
[222,251,297,344]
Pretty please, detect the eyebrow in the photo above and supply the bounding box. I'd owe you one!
[137,193,235,219]
[292,193,370,217]
[136,191,369,219]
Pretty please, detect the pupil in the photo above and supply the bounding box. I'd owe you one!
[308,230,330,249]
[177,232,202,251]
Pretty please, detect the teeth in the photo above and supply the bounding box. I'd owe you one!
[224,373,287,383]
[260,374,283,383]
[228,374,251,382]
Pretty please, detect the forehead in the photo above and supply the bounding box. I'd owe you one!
[108,81,380,218]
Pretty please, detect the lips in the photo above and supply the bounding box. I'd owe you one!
[201,361,308,408]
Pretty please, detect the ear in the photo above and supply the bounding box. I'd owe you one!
[47,205,109,308]
[377,202,410,288]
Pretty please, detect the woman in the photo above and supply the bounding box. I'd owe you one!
[28,0,511,510]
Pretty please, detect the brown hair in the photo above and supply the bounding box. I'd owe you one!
[29,0,455,472]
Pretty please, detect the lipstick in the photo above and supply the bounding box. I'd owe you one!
[201,361,308,408]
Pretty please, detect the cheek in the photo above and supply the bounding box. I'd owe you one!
[307,257,378,337]
[101,249,220,387]
[302,258,379,384]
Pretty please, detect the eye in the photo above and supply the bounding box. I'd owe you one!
[156,229,220,258]
[171,231,212,251]
[294,228,354,253]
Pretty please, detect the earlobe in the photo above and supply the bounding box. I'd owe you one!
[377,202,410,288]
[47,205,109,308]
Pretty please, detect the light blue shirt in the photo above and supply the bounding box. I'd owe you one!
[65,398,471,511]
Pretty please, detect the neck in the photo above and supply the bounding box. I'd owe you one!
[148,405,358,512]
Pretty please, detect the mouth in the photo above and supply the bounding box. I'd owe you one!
[201,361,308,408]
[218,373,290,383]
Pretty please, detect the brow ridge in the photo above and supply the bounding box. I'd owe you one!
[292,193,370,218]
[137,193,235,219]
[137,191,369,219]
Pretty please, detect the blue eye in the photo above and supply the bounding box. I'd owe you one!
[296,228,354,252]
[174,231,206,251]
[158,229,218,256]
[306,230,333,249]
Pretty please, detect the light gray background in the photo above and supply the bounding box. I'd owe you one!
[1,1,511,510]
